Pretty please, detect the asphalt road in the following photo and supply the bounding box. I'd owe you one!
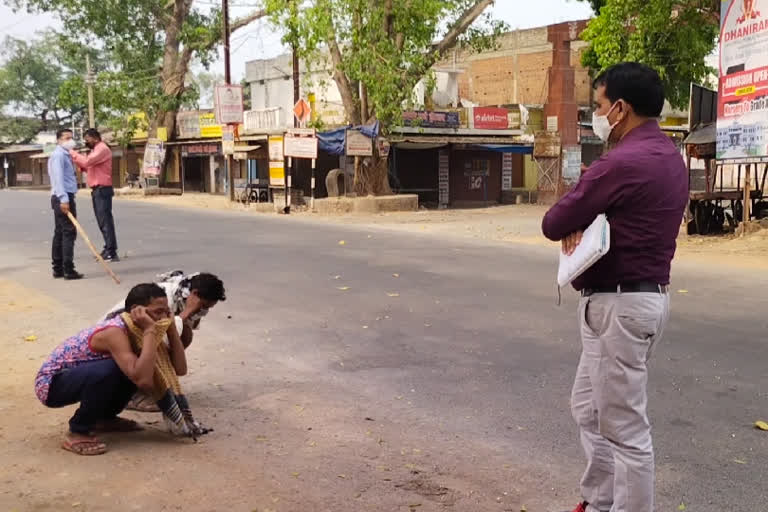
[1,190,767,511]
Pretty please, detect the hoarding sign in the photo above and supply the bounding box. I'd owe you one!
[402,110,461,129]
[215,84,244,125]
[471,107,509,130]
[284,128,318,159]
[142,139,165,177]
[346,129,373,156]
[717,0,768,159]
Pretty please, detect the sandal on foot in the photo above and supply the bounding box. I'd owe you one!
[61,436,107,456]
[125,394,161,413]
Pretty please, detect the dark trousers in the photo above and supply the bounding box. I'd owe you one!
[91,186,117,256]
[51,194,77,274]
[46,359,137,434]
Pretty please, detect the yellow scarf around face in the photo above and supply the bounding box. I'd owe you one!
[121,313,181,400]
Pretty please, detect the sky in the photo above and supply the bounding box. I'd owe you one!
[0,0,594,85]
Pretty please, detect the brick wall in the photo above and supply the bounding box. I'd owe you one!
[448,22,591,108]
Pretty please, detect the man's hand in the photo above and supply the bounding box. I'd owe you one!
[60,202,70,215]
[182,291,204,318]
[580,163,589,175]
[562,231,583,256]
[131,306,156,332]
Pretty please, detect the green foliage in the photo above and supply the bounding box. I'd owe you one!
[0,32,84,133]
[5,0,261,143]
[266,0,505,131]
[0,116,41,143]
[580,0,719,109]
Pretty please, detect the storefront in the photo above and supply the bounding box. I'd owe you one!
[179,142,223,194]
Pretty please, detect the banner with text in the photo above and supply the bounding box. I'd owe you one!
[717,0,768,159]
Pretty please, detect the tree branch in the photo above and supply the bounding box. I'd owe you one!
[404,0,493,86]
[231,9,267,33]
[327,32,362,125]
[433,0,494,56]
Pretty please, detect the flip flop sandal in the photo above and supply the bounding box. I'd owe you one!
[125,395,161,413]
[61,438,107,456]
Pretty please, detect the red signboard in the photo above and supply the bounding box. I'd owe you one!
[471,107,509,130]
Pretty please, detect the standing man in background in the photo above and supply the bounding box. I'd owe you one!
[542,63,688,512]
[49,129,83,280]
[70,128,119,262]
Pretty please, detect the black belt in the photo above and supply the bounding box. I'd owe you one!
[581,282,668,297]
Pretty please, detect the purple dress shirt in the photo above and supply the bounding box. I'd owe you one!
[542,120,688,290]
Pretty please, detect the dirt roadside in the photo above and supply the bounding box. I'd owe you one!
[0,275,556,512]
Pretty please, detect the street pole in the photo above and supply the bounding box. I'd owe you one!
[222,0,235,202]
[85,55,95,129]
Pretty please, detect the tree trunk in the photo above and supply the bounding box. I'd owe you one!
[354,153,391,196]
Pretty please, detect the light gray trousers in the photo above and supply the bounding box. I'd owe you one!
[572,291,670,512]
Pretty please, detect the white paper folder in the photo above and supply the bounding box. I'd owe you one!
[557,214,610,288]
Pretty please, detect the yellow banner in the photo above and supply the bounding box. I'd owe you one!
[199,113,223,138]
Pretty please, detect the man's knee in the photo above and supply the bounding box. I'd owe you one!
[597,412,652,452]
[88,360,130,387]
[571,394,596,428]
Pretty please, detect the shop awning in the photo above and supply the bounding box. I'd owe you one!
[467,144,533,154]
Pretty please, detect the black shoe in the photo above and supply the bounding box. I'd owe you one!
[103,253,120,262]
[53,270,64,279]
[64,271,84,280]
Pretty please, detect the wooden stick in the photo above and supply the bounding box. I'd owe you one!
[66,211,121,284]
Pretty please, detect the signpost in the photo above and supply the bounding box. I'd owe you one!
[293,98,312,126]
[346,129,373,156]
[284,128,318,210]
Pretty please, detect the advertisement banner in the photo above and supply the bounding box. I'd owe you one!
[215,84,244,125]
[402,110,461,129]
[470,107,509,130]
[142,139,165,177]
[717,0,768,159]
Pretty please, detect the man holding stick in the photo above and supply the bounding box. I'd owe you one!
[48,128,83,281]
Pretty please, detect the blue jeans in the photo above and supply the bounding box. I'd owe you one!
[45,359,136,434]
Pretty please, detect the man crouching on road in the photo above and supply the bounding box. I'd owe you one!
[35,283,186,455]
[102,271,226,412]
[542,62,688,512]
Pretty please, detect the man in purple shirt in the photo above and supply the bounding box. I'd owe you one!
[542,63,688,512]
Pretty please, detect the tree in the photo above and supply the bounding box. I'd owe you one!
[0,32,85,134]
[0,116,41,144]
[580,0,720,109]
[266,0,504,196]
[7,0,267,143]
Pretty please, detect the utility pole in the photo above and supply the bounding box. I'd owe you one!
[85,55,95,129]
[222,0,235,201]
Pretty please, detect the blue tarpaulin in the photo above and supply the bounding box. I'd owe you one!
[469,144,533,154]
[317,121,380,155]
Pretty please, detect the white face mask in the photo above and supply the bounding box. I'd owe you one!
[592,102,620,142]
[61,139,77,150]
